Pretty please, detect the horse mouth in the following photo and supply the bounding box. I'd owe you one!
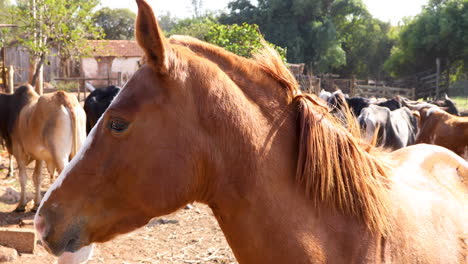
[64,238,79,253]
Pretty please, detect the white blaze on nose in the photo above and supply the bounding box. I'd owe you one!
[37,123,99,212]
[57,244,95,264]
[36,82,126,212]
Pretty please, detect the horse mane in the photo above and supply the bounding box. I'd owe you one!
[168,36,392,234]
[253,46,391,235]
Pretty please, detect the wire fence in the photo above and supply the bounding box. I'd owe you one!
[448,80,468,115]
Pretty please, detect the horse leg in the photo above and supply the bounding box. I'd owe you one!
[15,159,28,212]
[7,154,14,178]
[46,162,56,183]
[32,160,43,212]
[55,156,68,175]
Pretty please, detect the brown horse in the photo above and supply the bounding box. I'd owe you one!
[35,1,467,263]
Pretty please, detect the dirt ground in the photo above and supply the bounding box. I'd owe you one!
[0,149,237,264]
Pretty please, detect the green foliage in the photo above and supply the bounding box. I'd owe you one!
[54,80,79,92]
[332,5,394,79]
[220,0,393,78]
[10,0,103,59]
[167,16,286,60]
[0,0,14,47]
[385,0,468,77]
[205,23,286,60]
[94,7,136,40]
[158,11,178,33]
[168,16,218,40]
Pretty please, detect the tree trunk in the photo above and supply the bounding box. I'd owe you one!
[445,58,450,96]
[59,57,70,78]
[30,53,46,94]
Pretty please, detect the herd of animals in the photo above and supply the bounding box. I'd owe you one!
[0,1,466,262]
[320,90,467,155]
[0,84,120,212]
[0,83,466,212]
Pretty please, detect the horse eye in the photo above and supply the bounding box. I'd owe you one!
[108,119,129,133]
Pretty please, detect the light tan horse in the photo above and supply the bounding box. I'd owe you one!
[0,85,86,211]
[35,1,467,263]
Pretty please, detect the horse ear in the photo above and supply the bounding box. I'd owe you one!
[135,0,168,73]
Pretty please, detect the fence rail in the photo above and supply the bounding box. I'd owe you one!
[356,85,416,100]
[54,72,123,101]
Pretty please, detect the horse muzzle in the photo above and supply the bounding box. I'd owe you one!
[34,207,87,256]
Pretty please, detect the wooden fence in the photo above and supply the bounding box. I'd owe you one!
[295,74,417,99]
[356,85,416,100]
[295,74,321,94]
[54,72,123,101]
[416,72,448,99]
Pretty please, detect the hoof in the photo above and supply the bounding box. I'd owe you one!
[14,206,26,213]
[31,205,39,213]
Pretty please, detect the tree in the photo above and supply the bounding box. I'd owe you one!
[10,0,103,91]
[332,5,394,79]
[158,11,178,33]
[191,0,204,18]
[385,0,468,78]
[220,0,387,76]
[94,7,136,40]
[0,0,14,47]
[205,23,286,60]
[168,16,218,40]
[167,16,286,60]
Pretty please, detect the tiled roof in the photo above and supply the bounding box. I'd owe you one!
[86,40,144,57]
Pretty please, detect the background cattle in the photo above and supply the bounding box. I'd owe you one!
[327,91,402,117]
[428,94,460,116]
[84,85,121,134]
[415,107,468,159]
[358,105,419,150]
[401,95,460,116]
[0,85,86,211]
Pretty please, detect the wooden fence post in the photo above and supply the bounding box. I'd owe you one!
[8,65,14,94]
[37,65,43,95]
[1,47,7,93]
[411,88,416,100]
[80,74,86,100]
[117,72,122,87]
[435,58,440,99]
[77,80,81,101]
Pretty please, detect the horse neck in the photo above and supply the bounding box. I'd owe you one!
[207,164,378,263]
[187,69,380,263]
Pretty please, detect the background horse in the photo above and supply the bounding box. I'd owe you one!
[35,1,467,263]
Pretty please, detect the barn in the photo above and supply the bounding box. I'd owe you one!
[82,40,144,87]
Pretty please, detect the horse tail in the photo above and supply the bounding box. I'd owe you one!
[57,91,80,159]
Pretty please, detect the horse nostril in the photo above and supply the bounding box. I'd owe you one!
[65,238,77,252]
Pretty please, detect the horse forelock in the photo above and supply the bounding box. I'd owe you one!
[166,36,392,234]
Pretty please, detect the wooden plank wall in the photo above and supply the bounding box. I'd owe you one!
[5,46,60,84]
